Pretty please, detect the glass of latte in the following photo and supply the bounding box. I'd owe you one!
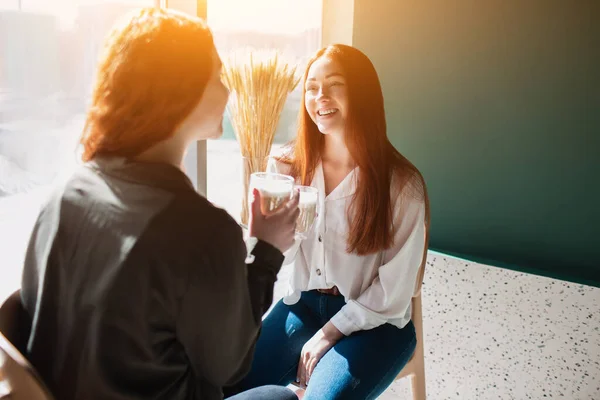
[295,186,319,239]
[248,172,295,216]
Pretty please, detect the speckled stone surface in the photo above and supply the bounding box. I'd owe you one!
[273,253,600,400]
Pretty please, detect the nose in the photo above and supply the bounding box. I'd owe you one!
[221,81,230,97]
[316,85,330,101]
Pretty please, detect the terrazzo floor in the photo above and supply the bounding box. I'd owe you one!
[272,254,600,400]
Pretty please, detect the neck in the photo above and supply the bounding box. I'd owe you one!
[134,135,191,171]
[322,131,354,169]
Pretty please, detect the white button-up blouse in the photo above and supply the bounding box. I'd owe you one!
[276,161,427,336]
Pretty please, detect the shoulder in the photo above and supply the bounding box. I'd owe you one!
[388,160,429,228]
[133,192,246,285]
[177,192,240,232]
[390,161,427,205]
[148,191,244,251]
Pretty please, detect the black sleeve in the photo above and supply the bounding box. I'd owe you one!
[176,209,284,388]
[245,239,285,323]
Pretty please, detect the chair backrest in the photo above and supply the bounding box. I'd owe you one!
[0,332,53,400]
[0,290,30,354]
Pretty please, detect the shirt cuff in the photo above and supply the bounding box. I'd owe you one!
[330,301,387,336]
[283,289,301,305]
[329,305,361,336]
[248,239,284,275]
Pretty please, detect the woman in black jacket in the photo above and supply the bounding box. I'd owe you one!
[20,7,298,400]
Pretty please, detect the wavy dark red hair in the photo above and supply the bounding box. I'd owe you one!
[80,7,214,161]
[281,44,430,255]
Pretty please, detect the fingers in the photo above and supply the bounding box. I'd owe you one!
[288,201,301,223]
[296,360,304,389]
[297,352,309,388]
[306,358,317,384]
[297,355,321,389]
[270,189,300,220]
[298,351,324,388]
[249,188,263,220]
[288,189,300,209]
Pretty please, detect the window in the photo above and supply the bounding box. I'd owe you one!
[0,0,323,299]
[206,0,322,221]
[0,0,160,299]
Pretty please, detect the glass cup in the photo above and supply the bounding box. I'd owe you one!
[295,186,319,239]
[248,172,295,216]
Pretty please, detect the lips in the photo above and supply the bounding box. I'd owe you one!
[317,108,338,117]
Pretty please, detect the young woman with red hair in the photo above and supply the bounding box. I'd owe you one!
[20,7,299,400]
[226,44,430,400]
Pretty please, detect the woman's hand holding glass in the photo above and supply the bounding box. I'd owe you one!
[248,173,300,253]
[247,171,319,248]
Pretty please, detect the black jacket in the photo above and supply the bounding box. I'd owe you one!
[21,156,283,400]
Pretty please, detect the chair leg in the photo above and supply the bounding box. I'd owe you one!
[411,370,426,400]
[409,295,426,399]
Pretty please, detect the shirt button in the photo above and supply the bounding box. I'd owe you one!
[318,235,322,242]
[316,269,322,276]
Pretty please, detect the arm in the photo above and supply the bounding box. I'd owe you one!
[247,235,301,266]
[296,194,427,385]
[329,196,427,336]
[245,240,286,322]
[176,213,284,387]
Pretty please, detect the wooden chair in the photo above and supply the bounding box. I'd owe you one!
[394,212,431,400]
[0,291,53,400]
[0,290,30,354]
[395,294,426,399]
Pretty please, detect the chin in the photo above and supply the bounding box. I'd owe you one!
[199,125,223,140]
[208,130,223,140]
[317,124,337,135]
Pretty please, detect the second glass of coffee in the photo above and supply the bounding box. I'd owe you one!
[295,185,319,239]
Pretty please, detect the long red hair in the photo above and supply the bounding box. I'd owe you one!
[80,7,214,161]
[281,44,430,255]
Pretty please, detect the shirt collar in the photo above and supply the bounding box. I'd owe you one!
[313,162,358,201]
[86,156,195,194]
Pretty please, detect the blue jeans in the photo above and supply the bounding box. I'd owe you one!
[225,291,416,400]
[225,386,297,400]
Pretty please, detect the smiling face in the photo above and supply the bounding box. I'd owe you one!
[304,56,348,136]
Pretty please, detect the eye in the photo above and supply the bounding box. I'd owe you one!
[329,81,344,87]
[306,86,318,92]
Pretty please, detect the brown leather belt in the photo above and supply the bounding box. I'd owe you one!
[316,286,341,296]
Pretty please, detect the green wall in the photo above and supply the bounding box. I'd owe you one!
[352,1,600,286]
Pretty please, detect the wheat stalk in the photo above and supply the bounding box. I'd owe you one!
[221,48,300,224]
